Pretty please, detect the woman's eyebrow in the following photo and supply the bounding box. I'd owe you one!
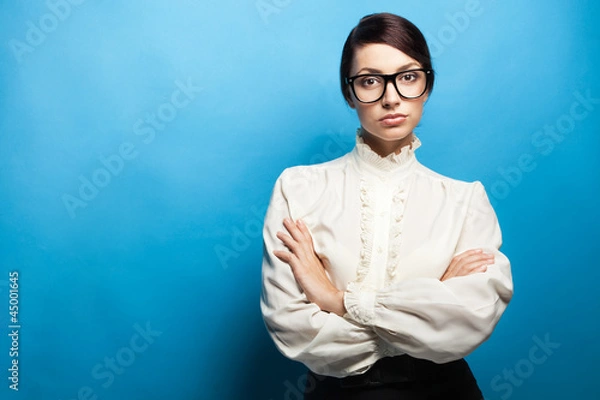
[355,62,421,75]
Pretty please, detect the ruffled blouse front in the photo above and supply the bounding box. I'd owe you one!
[260,132,513,377]
[352,133,420,291]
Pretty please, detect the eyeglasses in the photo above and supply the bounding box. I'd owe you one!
[345,68,433,103]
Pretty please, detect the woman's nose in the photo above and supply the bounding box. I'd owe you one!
[382,81,401,107]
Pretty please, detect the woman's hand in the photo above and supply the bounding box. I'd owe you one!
[441,249,494,281]
[273,218,346,316]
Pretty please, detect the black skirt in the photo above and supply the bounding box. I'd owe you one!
[304,355,484,400]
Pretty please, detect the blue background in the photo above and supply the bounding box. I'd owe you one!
[1,0,598,399]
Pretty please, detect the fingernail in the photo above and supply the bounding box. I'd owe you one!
[297,219,304,226]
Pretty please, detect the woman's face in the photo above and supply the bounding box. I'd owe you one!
[348,43,428,155]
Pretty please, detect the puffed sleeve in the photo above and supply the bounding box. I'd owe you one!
[260,169,381,377]
[343,181,513,363]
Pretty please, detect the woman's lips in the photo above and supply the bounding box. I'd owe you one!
[380,113,407,126]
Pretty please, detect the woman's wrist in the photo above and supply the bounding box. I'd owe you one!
[325,290,347,317]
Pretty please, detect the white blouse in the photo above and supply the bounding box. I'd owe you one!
[260,133,514,378]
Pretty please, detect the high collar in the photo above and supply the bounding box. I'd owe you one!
[352,128,420,176]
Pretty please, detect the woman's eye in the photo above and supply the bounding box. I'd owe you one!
[360,77,381,87]
[399,73,419,84]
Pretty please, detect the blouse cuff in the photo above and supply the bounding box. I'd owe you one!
[344,282,376,326]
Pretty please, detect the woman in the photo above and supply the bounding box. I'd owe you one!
[260,12,513,399]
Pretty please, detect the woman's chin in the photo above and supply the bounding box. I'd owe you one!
[363,129,413,143]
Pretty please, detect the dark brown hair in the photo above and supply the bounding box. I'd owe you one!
[340,13,435,104]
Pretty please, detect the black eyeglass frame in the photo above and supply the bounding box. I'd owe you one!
[345,68,433,104]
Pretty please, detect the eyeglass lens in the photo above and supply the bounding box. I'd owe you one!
[352,70,428,102]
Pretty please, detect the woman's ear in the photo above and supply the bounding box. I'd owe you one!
[346,97,356,109]
[422,89,430,103]
[344,88,356,109]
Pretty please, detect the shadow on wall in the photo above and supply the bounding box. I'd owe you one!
[223,130,355,400]
[234,326,307,400]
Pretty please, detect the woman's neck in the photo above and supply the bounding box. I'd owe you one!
[360,130,415,157]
